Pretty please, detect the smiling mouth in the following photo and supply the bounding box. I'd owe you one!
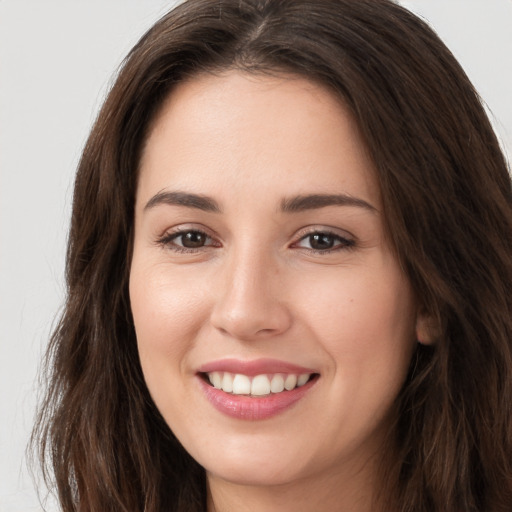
[201,371,319,396]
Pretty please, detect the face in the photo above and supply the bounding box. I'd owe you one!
[130,71,418,490]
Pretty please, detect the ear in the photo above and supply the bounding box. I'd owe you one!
[416,312,436,345]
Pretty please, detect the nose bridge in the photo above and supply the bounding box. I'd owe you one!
[210,239,291,340]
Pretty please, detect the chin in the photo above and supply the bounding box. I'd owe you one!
[206,460,303,488]
[193,438,311,487]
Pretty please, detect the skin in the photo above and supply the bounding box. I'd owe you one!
[130,71,422,512]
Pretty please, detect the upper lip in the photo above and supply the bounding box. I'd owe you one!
[197,358,317,376]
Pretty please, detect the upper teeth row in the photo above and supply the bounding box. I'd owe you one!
[207,372,311,396]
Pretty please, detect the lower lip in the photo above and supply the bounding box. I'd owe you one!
[198,376,318,420]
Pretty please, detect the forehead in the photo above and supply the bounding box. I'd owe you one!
[137,71,379,210]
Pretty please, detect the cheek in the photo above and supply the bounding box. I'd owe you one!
[129,262,210,392]
[300,267,416,443]
[301,262,414,325]
[295,263,416,384]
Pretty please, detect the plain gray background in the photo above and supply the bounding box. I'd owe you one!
[1,1,511,510]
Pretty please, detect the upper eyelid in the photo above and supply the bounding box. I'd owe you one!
[292,225,355,241]
[161,228,217,244]
[292,232,354,249]
[158,223,219,239]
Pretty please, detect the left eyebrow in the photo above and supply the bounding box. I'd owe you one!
[280,194,377,213]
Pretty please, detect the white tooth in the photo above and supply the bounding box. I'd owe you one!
[251,374,271,396]
[270,374,285,393]
[232,374,251,395]
[284,374,298,391]
[210,371,222,389]
[297,373,310,387]
[221,372,233,393]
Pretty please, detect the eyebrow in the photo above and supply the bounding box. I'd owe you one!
[280,194,377,213]
[143,190,376,215]
[144,190,221,213]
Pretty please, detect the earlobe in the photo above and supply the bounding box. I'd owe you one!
[416,313,436,345]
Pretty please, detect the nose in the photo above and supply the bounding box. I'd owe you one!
[210,247,292,341]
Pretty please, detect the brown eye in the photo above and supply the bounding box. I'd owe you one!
[179,231,208,248]
[295,231,354,252]
[309,233,336,250]
[158,229,218,252]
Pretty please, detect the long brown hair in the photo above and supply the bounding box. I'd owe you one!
[33,1,512,510]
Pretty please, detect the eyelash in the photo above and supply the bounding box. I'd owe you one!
[292,230,355,254]
[156,228,355,255]
[156,229,219,254]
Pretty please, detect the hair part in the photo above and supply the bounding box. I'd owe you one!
[33,1,512,511]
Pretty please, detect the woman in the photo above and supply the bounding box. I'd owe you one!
[34,0,512,511]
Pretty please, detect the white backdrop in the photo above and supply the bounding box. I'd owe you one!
[0,1,510,511]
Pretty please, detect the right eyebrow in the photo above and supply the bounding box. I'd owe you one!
[143,190,222,213]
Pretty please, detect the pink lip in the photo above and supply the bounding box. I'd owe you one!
[198,377,318,420]
[196,358,319,421]
[197,358,316,376]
